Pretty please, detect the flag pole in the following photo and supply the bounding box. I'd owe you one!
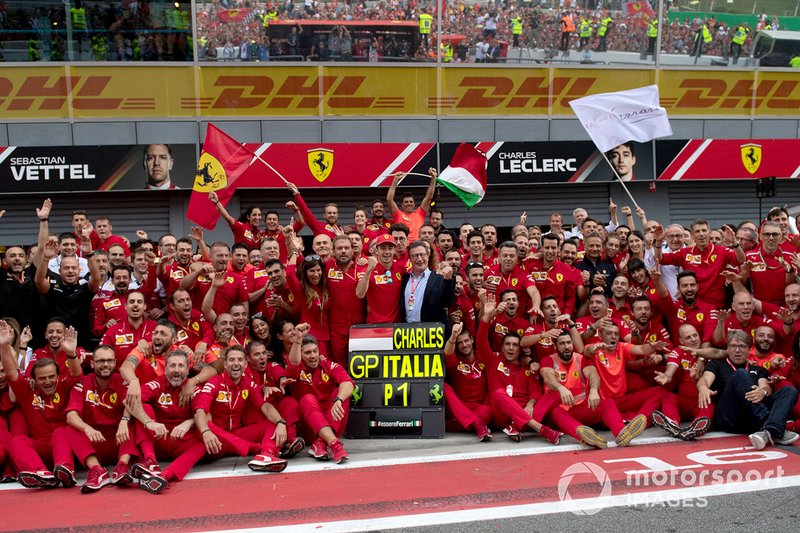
[250,151,289,185]
[599,151,640,210]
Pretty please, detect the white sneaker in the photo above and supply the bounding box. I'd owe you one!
[776,429,799,445]
[748,430,773,450]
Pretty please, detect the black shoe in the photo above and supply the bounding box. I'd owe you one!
[138,473,169,495]
[278,437,306,459]
[652,410,682,438]
[678,417,711,441]
[54,465,77,488]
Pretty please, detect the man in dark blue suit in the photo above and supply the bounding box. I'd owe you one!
[400,241,455,326]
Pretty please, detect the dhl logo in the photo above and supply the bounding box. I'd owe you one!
[0,70,798,116]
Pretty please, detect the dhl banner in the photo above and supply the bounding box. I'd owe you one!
[2,140,798,193]
[0,65,797,119]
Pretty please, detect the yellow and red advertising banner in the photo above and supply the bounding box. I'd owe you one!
[0,65,798,119]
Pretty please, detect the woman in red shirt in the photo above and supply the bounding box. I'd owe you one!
[209,191,263,250]
[287,256,331,356]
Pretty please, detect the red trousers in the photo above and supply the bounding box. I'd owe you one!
[329,330,350,368]
[243,396,300,441]
[533,390,625,440]
[64,425,138,466]
[207,420,280,458]
[9,427,73,472]
[135,421,206,482]
[609,386,673,427]
[489,389,535,430]
[444,383,491,431]
[297,390,349,438]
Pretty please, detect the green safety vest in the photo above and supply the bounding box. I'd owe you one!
[579,20,592,38]
[442,43,453,62]
[419,13,432,34]
[647,20,658,38]
[790,56,800,68]
[267,10,278,22]
[598,17,612,37]
[71,7,86,30]
[511,17,522,35]
[732,26,748,45]
[701,25,712,43]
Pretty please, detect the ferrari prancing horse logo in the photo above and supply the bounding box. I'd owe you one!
[307,149,334,183]
[740,143,761,175]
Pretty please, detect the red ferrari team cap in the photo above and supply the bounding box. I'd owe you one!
[376,234,397,247]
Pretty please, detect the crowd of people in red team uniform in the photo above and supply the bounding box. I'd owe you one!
[1,162,799,495]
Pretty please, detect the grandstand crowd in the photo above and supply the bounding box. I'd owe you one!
[5,0,788,62]
[1,147,800,494]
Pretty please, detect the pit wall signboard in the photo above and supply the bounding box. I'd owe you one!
[347,323,445,438]
[1,139,797,194]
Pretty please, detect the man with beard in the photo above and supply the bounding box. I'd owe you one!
[1,321,81,488]
[444,249,463,272]
[326,236,365,366]
[655,270,715,344]
[357,234,404,324]
[369,199,392,231]
[698,330,798,449]
[626,296,672,391]
[286,181,341,239]
[167,289,212,360]
[486,290,531,352]
[525,233,578,316]
[126,349,210,494]
[100,291,157,366]
[65,345,138,493]
[484,241,541,319]
[386,169,437,242]
[477,294,563,444]
[711,291,791,347]
[206,313,237,362]
[250,259,297,324]
[287,324,354,463]
[462,231,486,270]
[262,210,302,264]
[27,318,90,378]
[651,324,717,440]
[158,237,195,298]
[481,224,499,264]
[442,322,491,441]
[607,275,633,324]
[458,223,475,258]
[521,296,583,362]
[36,233,102,348]
[584,322,672,427]
[747,326,794,387]
[448,272,477,336]
[429,208,446,236]
[560,238,580,267]
[576,289,632,344]
[626,259,662,318]
[202,276,249,346]
[194,345,288,472]
[656,219,744,309]
[0,199,49,332]
[536,331,647,449]
[91,266,135,337]
[243,341,304,459]
[120,320,218,413]
[463,261,485,324]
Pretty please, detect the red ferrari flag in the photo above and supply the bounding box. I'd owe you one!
[187,124,257,230]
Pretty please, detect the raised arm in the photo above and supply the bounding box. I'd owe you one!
[287,323,311,366]
[208,191,236,227]
[32,198,52,269]
[386,172,403,216]
[356,256,378,299]
[420,167,437,213]
[35,238,59,294]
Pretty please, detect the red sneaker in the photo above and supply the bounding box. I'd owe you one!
[539,425,564,445]
[248,454,288,473]
[81,465,111,493]
[329,439,349,464]
[131,457,162,480]
[503,424,522,442]
[18,470,58,489]
[279,437,306,459]
[475,422,492,442]
[54,464,77,488]
[111,462,133,486]
[139,472,169,495]
[307,438,330,461]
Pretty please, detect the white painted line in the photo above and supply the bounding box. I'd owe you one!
[218,474,800,533]
[0,146,16,166]
[371,143,421,187]
[670,139,711,181]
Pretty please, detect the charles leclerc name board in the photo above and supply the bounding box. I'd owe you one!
[346,323,445,438]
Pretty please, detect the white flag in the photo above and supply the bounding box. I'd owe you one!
[569,85,672,153]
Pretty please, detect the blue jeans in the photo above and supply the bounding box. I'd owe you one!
[714,369,798,438]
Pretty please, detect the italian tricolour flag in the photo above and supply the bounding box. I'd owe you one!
[437,144,488,209]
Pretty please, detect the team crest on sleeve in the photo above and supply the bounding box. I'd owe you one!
[158,393,173,405]
[216,391,230,402]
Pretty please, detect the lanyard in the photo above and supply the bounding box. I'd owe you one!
[727,358,749,372]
